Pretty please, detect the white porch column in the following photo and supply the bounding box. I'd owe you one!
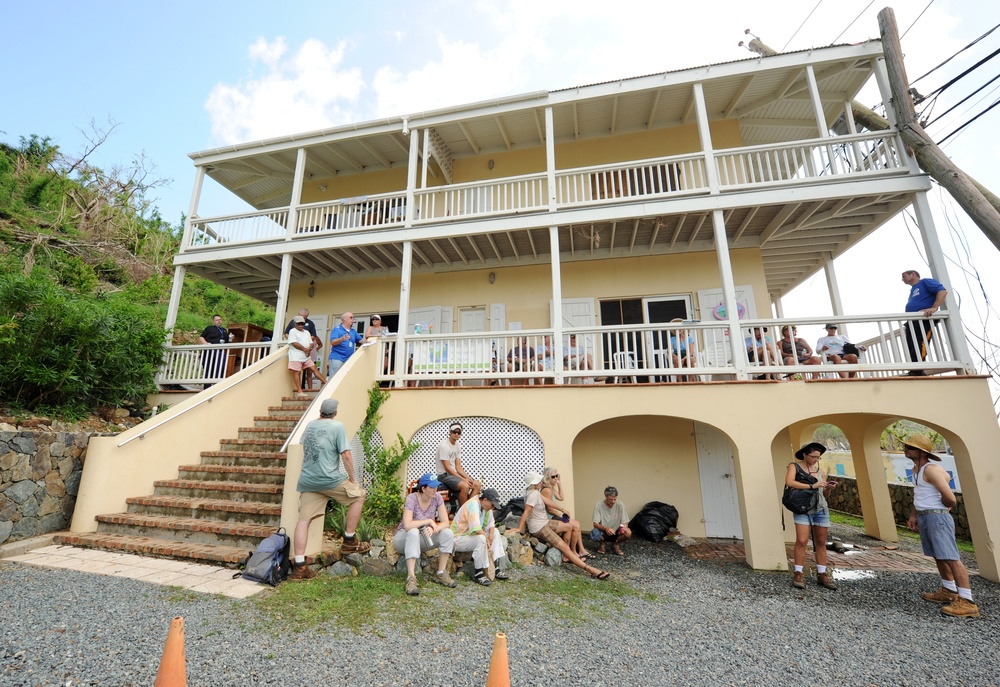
[805,64,838,174]
[163,265,186,335]
[823,255,847,335]
[271,253,293,353]
[872,57,917,169]
[421,128,430,190]
[692,83,720,193]
[179,166,205,252]
[549,226,565,385]
[772,297,784,319]
[710,209,748,377]
[405,128,418,228]
[395,240,414,387]
[285,148,307,239]
[545,107,556,211]
[909,192,975,372]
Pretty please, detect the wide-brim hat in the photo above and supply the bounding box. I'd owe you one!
[794,442,827,460]
[524,471,543,487]
[903,433,940,459]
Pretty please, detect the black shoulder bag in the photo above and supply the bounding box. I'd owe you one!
[781,463,818,515]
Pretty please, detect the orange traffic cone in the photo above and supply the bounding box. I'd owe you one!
[485,632,510,687]
[154,616,187,687]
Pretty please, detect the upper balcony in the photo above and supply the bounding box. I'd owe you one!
[179,42,919,305]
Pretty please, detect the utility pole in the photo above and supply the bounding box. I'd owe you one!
[742,26,1000,237]
[878,7,1000,252]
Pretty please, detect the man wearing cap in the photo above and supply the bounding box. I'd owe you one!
[286,315,327,396]
[327,311,366,376]
[284,308,323,389]
[902,270,948,376]
[591,486,631,556]
[436,422,481,506]
[904,433,978,618]
[289,398,370,580]
[816,324,865,379]
[451,487,510,586]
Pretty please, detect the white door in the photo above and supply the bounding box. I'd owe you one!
[408,306,442,334]
[312,315,328,373]
[459,307,487,333]
[694,422,743,538]
[559,298,596,329]
[697,285,757,366]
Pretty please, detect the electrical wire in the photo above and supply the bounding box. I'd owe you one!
[920,45,1000,100]
[900,0,934,41]
[781,0,824,52]
[937,95,1000,145]
[831,0,875,44]
[925,71,1000,126]
[932,81,1000,148]
[910,21,1000,85]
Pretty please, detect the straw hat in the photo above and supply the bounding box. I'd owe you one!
[902,434,940,459]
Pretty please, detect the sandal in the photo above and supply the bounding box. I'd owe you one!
[591,570,610,581]
[579,552,595,560]
[596,546,606,555]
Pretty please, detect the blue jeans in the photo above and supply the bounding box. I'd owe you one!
[792,509,831,528]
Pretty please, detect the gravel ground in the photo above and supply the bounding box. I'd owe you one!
[2,524,996,687]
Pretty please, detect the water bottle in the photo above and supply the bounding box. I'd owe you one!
[429,324,433,335]
[421,526,434,549]
[415,323,421,335]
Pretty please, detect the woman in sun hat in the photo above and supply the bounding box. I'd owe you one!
[516,471,609,580]
[785,442,838,591]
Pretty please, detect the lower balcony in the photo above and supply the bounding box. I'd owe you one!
[155,313,966,388]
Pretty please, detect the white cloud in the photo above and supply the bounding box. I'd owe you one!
[205,37,365,145]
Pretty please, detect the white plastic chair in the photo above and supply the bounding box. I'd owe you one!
[612,351,637,383]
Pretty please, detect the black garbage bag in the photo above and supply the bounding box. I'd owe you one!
[628,500,679,542]
[496,496,525,522]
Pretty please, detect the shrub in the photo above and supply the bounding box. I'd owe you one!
[0,269,165,415]
[357,384,419,532]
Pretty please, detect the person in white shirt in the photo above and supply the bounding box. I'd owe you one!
[591,486,632,556]
[286,316,327,396]
[815,324,865,379]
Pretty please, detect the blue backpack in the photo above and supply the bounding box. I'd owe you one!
[237,528,291,586]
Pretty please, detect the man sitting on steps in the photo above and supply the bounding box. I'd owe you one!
[289,398,370,580]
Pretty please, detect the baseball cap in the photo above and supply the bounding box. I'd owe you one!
[320,399,339,415]
[824,324,838,329]
[293,315,306,324]
[480,488,502,506]
[417,473,442,488]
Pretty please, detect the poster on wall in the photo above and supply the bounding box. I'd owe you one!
[696,286,758,365]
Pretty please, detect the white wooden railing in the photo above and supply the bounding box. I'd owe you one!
[183,131,907,250]
[157,313,966,388]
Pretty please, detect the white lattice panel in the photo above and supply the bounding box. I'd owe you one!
[409,417,545,505]
[349,429,383,489]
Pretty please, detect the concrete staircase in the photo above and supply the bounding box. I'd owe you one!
[55,396,311,566]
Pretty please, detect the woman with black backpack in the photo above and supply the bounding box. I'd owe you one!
[785,442,839,591]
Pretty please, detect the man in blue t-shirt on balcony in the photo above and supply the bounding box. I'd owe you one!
[902,269,948,376]
[327,311,366,376]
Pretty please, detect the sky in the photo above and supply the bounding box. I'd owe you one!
[4,0,1000,400]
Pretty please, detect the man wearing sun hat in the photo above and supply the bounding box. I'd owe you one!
[904,433,978,618]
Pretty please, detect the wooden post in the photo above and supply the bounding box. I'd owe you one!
[878,7,1000,252]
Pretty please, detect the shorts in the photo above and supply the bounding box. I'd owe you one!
[297,481,366,521]
[917,512,960,560]
[437,473,464,492]
[792,509,831,528]
[288,359,317,372]
[530,520,562,547]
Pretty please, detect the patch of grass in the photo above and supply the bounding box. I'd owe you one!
[163,586,202,603]
[830,511,974,553]
[253,571,646,635]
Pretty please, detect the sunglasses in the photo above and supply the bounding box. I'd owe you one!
[451,429,462,435]
[550,474,560,478]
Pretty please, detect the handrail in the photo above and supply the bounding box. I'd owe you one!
[118,351,289,447]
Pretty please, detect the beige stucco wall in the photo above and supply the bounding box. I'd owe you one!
[283,247,770,333]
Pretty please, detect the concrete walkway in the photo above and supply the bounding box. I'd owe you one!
[5,544,265,598]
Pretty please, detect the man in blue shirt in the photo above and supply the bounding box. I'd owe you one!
[327,312,366,376]
[289,398,370,580]
[902,270,948,376]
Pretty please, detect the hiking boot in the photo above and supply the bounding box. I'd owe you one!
[792,571,805,589]
[289,563,317,581]
[494,568,510,581]
[922,587,959,604]
[817,572,838,590]
[404,575,419,596]
[940,597,980,619]
[340,537,371,555]
[432,570,458,588]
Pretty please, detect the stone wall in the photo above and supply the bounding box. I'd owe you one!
[825,476,970,541]
[0,427,95,545]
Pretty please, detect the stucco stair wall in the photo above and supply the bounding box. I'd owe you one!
[53,395,310,566]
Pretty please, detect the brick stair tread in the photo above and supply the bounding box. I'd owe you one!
[153,479,283,494]
[126,495,281,515]
[199,450,286,460]
[253,415,301,422]
[54,532,249,565]
[219,438,285,447]
[96,512,279,538]
[179,464,285,476]
[239,426,293,433]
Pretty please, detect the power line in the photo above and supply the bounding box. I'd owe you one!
[925,71,1000,127]
[781,0,824,52]
[831,0,875,44]
[937,95,1000,145]
[900,0,934,40]
[911,21,1000,85]
[922,45,1000,100]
